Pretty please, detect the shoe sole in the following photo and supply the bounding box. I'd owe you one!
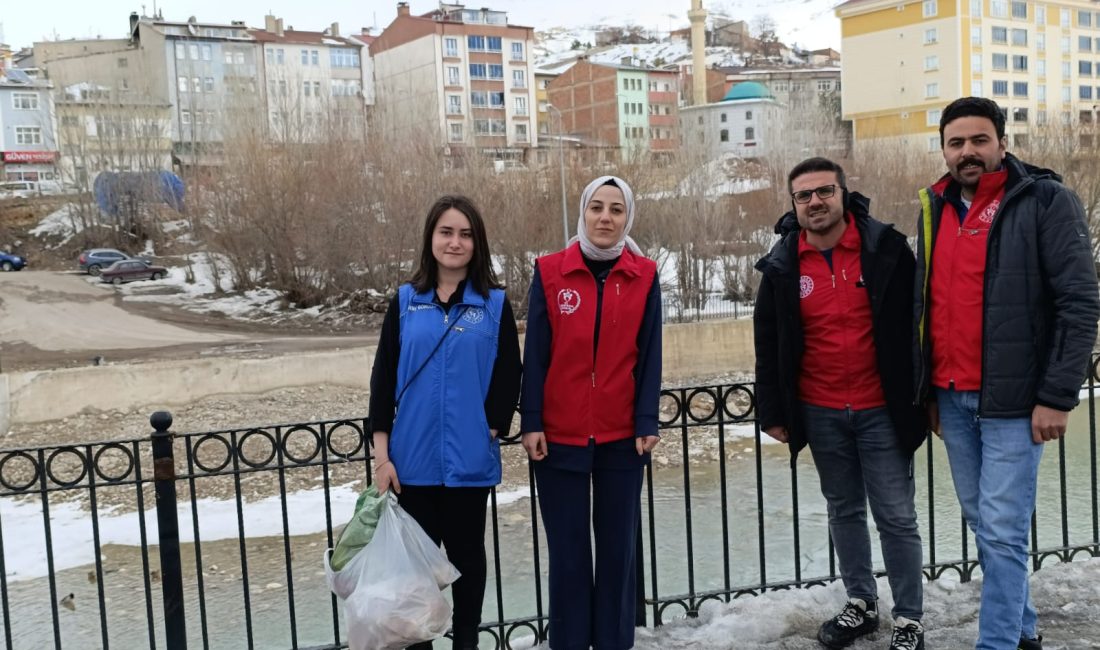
[816,624,879,649]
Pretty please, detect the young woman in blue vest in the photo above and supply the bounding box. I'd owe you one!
[520,176,663,650]
[368,194,522,650]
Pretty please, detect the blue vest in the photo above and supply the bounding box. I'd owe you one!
[390,282,505,486]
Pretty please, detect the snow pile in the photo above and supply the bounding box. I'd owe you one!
[535,35,746,71]
[28,204,85,244]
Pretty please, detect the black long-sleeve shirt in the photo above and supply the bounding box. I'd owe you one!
[368,280,522,434]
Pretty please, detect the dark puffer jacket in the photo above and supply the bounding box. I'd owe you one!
[913,153,1100,415]
[754,192,928,461]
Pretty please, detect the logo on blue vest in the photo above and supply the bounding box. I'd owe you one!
[463,307,485,324]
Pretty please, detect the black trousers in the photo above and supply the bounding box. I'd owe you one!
[398,485,491,650]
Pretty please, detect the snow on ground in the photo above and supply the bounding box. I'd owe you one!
[28,204,84,245]
[535,37,746,72]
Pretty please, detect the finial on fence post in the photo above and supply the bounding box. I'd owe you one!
[150,410,188,649]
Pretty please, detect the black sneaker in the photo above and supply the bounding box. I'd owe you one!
[817,598,879,648]
[889,617,924,650]
[1018,635,1043,650]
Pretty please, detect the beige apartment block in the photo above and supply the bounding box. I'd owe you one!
[370,2,539,164]
[837,0,1100,152]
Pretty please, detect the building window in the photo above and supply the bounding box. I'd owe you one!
[1037,110,1047,124]
[474,119,490,134]
[1013,107,1028,123]
[488,64,503,79]
[1061,9,1071,28]
[514,96,528,115]
[1038,84,1047,101]
[719,129,729,142]
[745,110,753,119]
[447,66,461,85]
[311,50,319,66]
[972,80,983,96]
[923,0,937,18]
[490,119,506,135]
[927,109,941,126]
[928,136,940,152]
[278,80,287,95]
[178,75,189,93]
[189,44,199,60]
[469,63,487,79]
[192,77,202,93]
[1080,36,1093,53]
[971,26,982,46]
[1011,1,1027,19]
[490,91,505,108]
[972,53,983,72]
[926,82,939,97]
[1081,10,1094,27]
[745,126,755,140]
[449,122,463,142]
[1014,134,1029,149]
[992,27,1007,44]
[468,35,485,51]
[1037,60,1046,76]
[512,69,526,88]
[1081,85,1094,100]
[992,53,1008,70]
[1081,61,1094,76]
[14,126,42,145]
[276,48,285,64]
[720,112,727,122]
[992,80,1008,95]
[224,50,234,64]
[203,77,214,92]
[970,0,981,17]
[924,28,938,44]
[301,49,309,65]
[623,78,629,90]
[447,95,462,114]
[1011,29,1027,47]
[511,42,524,61]
[304,80,312,96]
[817,79,833,91]
[1037,34,1045,52]
[1036,6,1046,24]
[11,92,38,110]
[445,38,459,57]
[470,91,488,107]
[1063,86,1072,102]
[1013,81,1028,96]
[202,44,212,61]
[991,0,1008,18]
[487,36,502,52]
[175,42,185,59]
[515,123,528,142]
[1012,55,1027,71]
[181,110,191,125]
[925,55,939,71]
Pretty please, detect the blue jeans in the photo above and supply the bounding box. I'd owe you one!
[802,403,924,621]
[936,388,1044,650]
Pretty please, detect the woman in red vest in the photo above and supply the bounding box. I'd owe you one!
[520,175,662,649]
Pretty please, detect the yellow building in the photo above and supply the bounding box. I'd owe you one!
[837,0,1100,152]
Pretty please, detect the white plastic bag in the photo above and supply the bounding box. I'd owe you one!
[325,494,461,650]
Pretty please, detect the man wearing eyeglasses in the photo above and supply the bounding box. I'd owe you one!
[914,97,1099,650]
[754,157,927,650]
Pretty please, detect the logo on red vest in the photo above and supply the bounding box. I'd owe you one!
[978,200,999,224]
[799,275,814,299]
[557,288,581,315]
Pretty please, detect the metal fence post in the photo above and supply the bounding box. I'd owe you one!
[151,411,188,649]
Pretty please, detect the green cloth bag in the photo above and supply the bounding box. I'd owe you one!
[330,484,387,572]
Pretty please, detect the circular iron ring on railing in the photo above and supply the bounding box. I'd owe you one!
[280,425,322,465]
[192,434,233,473]
[92,443,135,483]
[237,429,278,468]
[1035,549,1071,569]
[1091,355,1100,384]
[46,447,89,487]
[685,387,721,423]
[325,421,365,459]
[501,621,543,649]
[696,593,729,614]
[658,390,683,426]
[1067,546,1099,561]
[655,599,693,625]
[0,451,41,492]
[721,384,756,421]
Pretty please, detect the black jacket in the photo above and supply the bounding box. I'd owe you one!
[754,192,928,460]
[913,153,1100,415]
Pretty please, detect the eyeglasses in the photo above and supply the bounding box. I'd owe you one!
[791,184,840,204]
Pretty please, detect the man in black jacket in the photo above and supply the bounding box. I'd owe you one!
[755,157,927,650]
[914,97,1099,650]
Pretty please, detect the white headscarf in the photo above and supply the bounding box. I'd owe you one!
[570,175,643,261]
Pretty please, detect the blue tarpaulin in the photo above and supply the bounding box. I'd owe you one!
[93,171,185,216]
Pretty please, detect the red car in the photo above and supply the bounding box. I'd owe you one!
[99,259,169,284]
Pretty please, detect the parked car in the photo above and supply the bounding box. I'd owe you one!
[0,181,37,199]
[99,260,168,284]
[78,248,133,276]
[0,251,27,271]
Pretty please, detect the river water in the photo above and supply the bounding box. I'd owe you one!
[4,402,1097,649]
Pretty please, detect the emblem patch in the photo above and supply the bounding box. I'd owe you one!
[799,275,814,299]
[557,288,581,315]
[462,307,485,324]
[978,200,999,224]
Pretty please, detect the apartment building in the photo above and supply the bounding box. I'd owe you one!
[837,0,1100,152]
[546,58,680,158]
[0,68,59,182]
[370,2,538,163]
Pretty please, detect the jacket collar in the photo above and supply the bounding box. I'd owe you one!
[759,191,890,275]
[929,151,1057,198]
[410,279,488,307]
[561,240,642,277]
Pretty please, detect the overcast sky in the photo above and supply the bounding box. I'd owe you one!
[1,0,841,52]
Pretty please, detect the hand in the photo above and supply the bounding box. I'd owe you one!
[928,401,941,438]
[1032,404,1069,444]
[636,435,660,455]
[490,429,498,439]
[522,431,548,461]
[763,426,789,443]
[374,459,401,494]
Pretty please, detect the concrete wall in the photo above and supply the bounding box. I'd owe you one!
[0,319,755,427]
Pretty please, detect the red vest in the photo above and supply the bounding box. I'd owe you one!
[929,170,1007,391]
[537,243,657,446]
[797,217,885,410]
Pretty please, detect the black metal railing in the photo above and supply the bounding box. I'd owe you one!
[2,365,1099,649]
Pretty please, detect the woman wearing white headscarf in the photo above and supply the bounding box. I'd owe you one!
[520,176,662,649]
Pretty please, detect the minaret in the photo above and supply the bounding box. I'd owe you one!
[689,0,707,105]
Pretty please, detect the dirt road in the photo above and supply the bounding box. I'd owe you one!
[0,271,374,370]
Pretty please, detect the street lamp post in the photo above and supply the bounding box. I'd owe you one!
[546,103,569,247]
